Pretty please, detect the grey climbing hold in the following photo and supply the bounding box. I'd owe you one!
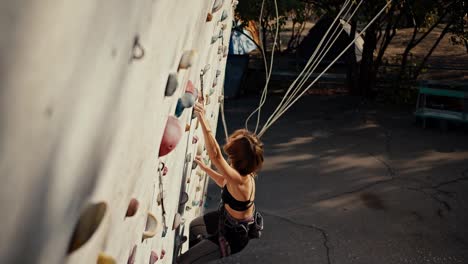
[68,202,107,254]
[179,192,189,206]
[201,64,211,75]
[216,70,222,77]
[165,73,178,96]
[192,162,198,170]
[212,0,224,13]
[220,10,228,22]
[185,153,192,163]
[211,35,218,44]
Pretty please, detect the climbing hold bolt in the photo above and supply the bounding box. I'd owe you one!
[178,50,197,71]
[142,212,159,241]
[159,116,183,157]
[132,36,145,60]
[165,73,179,97]
[201,64,211,76]
[126,198,139,218]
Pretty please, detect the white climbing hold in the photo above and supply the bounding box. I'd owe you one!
[142,212,159,240]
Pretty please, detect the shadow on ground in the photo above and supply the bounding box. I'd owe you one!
[204,94,468,264]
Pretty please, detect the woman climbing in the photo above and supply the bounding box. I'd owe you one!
[177,99,264,263]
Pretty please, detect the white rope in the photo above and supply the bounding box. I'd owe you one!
[258,0,393,137]
[261,0,353,130]
[244,0,280,134]
[280,0,363,111]
[220,93,229,142]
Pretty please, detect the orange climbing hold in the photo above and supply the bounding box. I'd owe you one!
[159,116,183,157]
[97,253,116,264]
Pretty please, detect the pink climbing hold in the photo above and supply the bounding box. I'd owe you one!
[158,116,183,157]
[162,165,168,176]
[149,251,159,264]
[125,198,139,217]
[128,245,137,264]
[192,135,199,144]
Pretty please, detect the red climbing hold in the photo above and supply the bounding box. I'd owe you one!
[149,251,159,264]
[126,198,139,217]
[159,116,183,157]
[206,13,213,22]
[160,249,166,259]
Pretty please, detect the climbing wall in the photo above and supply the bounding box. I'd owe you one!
[0,0,236,263]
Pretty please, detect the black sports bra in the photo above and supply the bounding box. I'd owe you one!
[222,178,254,211]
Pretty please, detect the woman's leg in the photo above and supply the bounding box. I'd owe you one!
[189,211,219,248]
[177,239,221,264]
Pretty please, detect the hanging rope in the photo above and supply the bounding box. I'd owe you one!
[258,0,394,137]
[278,0,364,114]
[261,0,354,132]
[244,0,279,134]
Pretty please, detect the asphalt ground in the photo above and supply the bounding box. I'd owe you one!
[203,94,468,264]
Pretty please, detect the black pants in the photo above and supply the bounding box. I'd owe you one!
[177,209,250,264]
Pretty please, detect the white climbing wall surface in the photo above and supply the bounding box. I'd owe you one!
[0,0,235,263]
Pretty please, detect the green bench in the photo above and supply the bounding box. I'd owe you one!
[414,81,468,128]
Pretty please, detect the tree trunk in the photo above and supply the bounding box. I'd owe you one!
[414,22,454,79]
[348,20,359,95]
[359,23,378,97]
